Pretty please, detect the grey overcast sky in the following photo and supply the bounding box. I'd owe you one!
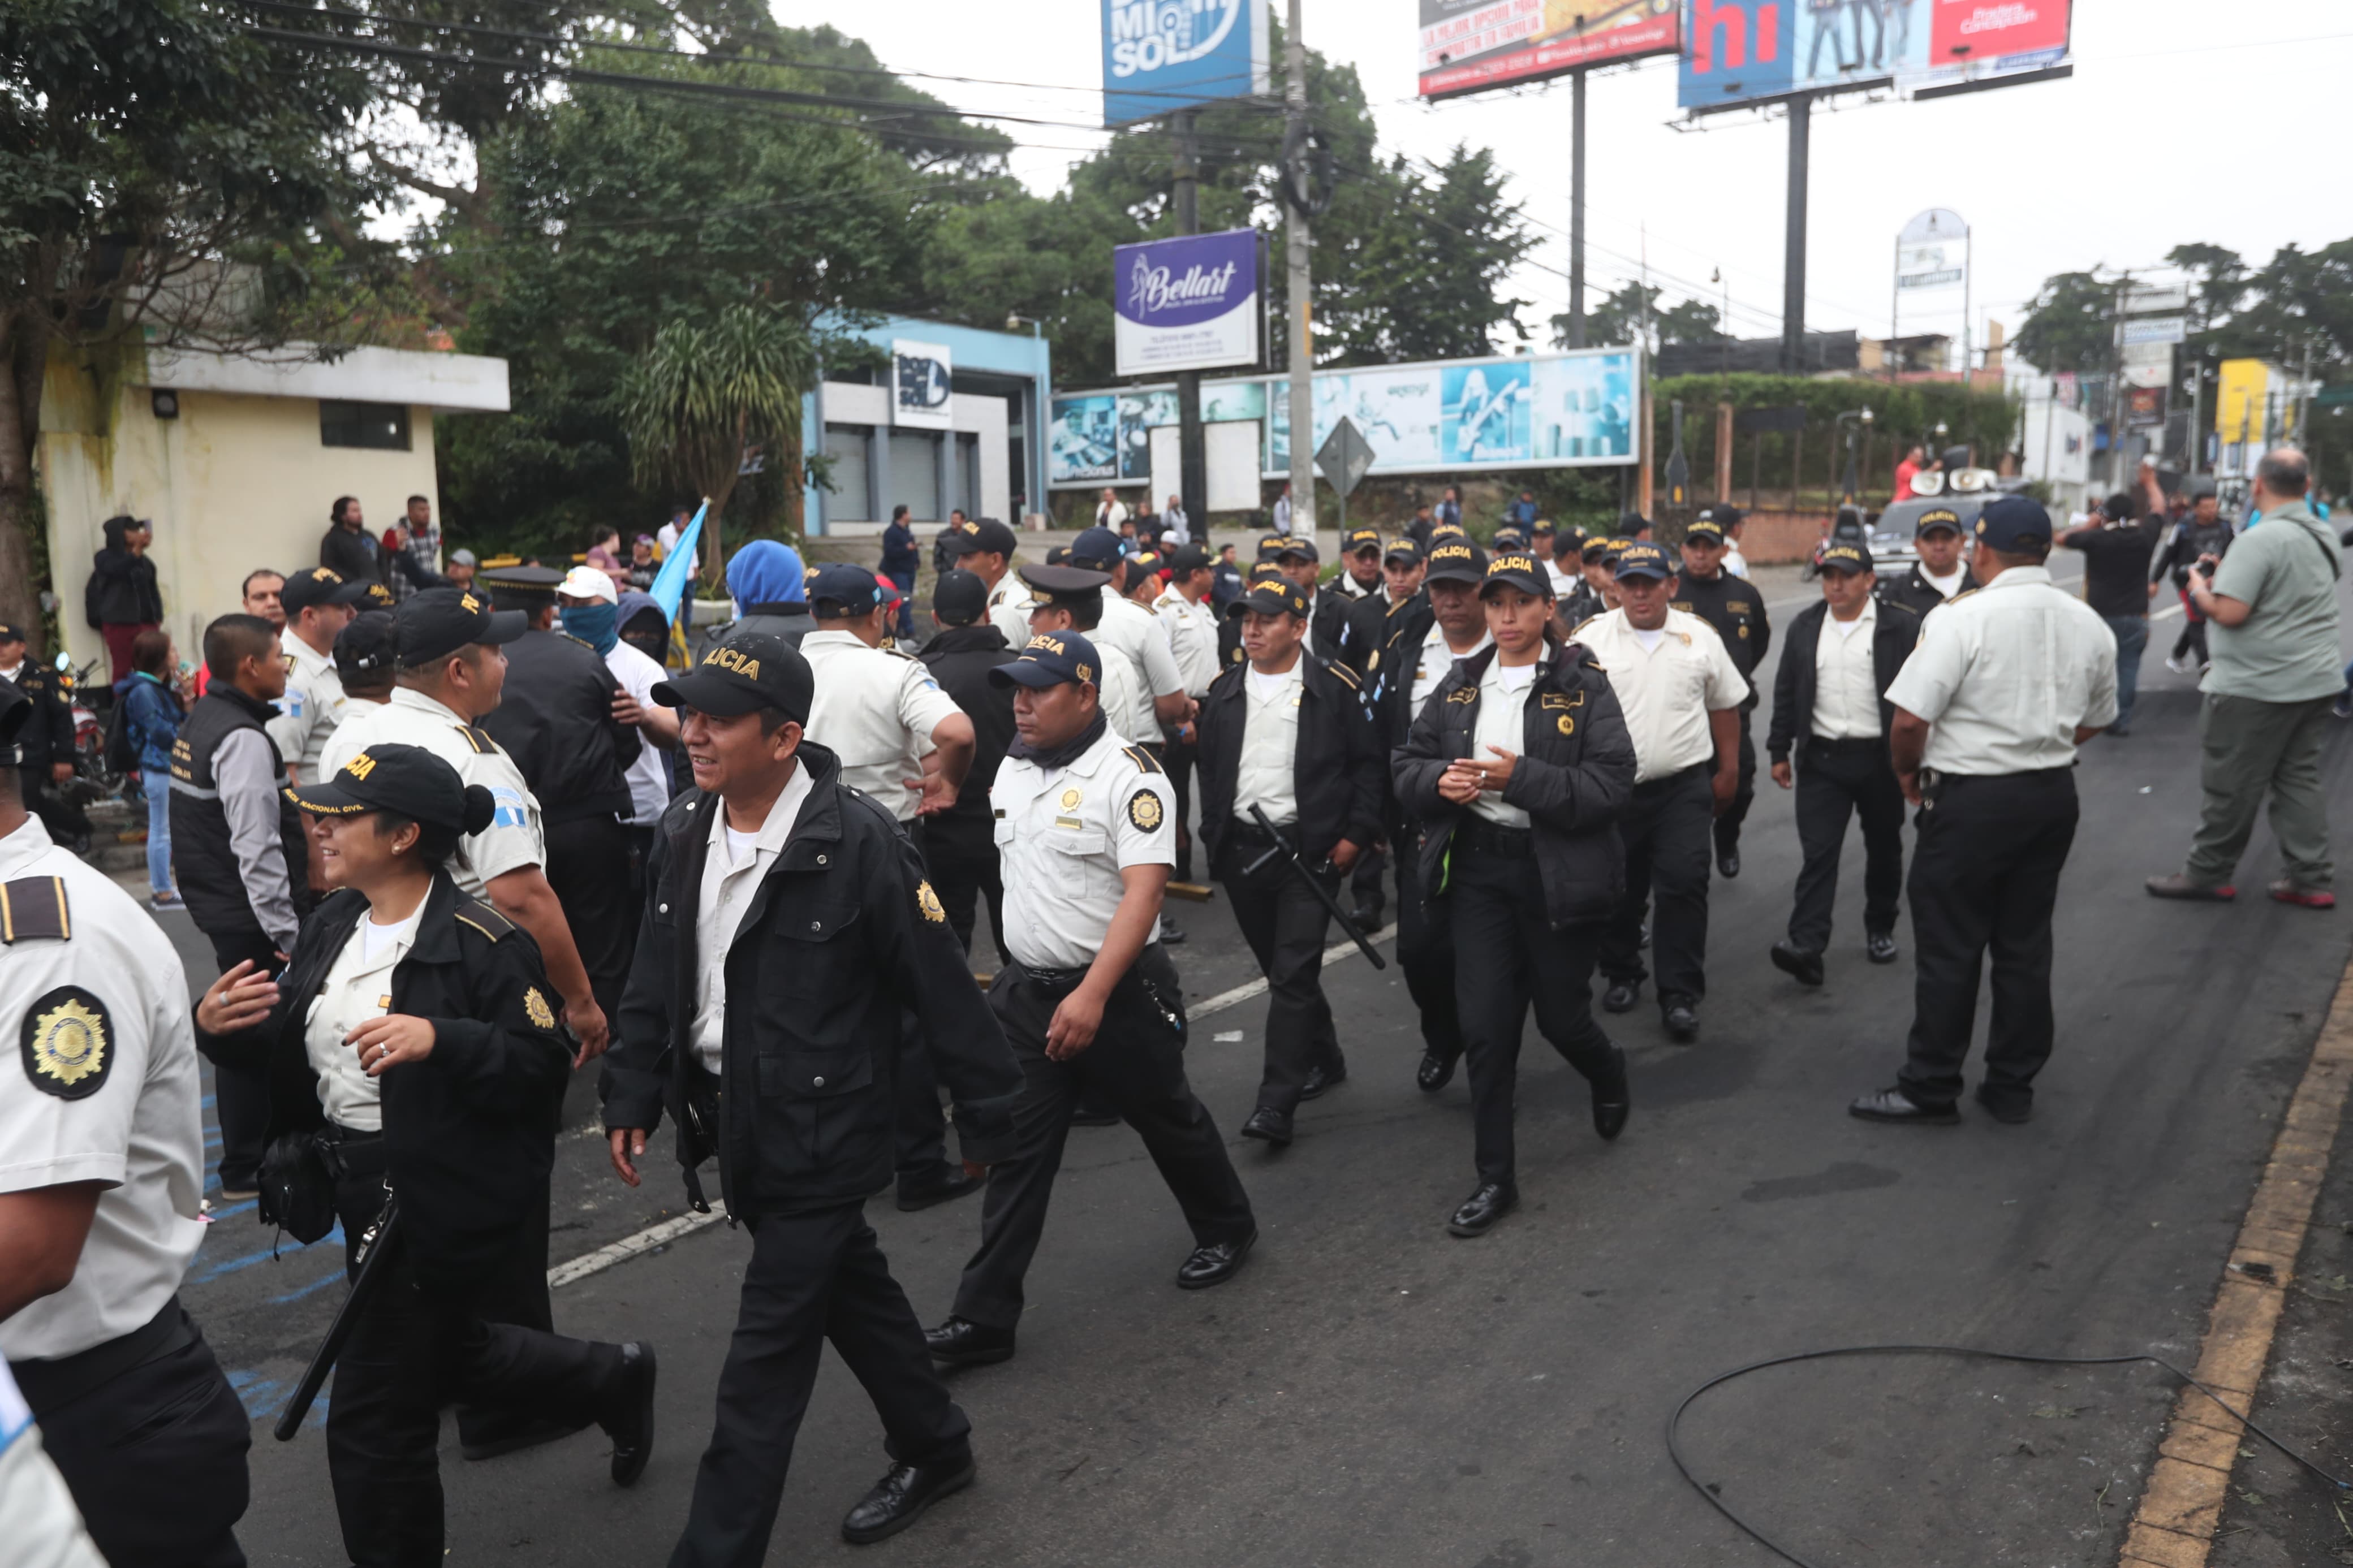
[776,0,2353,365]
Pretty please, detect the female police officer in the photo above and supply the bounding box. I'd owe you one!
[1394,551,1639,1239]
[197,742,654,1567]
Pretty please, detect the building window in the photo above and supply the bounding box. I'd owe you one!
[824,425,871,521]
[320,400,412,451]
[887,431,941,521]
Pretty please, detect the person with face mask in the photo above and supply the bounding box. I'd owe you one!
[561,568,678,946]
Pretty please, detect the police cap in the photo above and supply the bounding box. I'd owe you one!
[1166,543,1214,575]
[1227,578,1309,621]
[1423,538,1489,585]
[1254,531,1290,560]
[1274,535,1320,563]
[942,518,1019,560]
[0,620,24,646]
[477,563,565,612]
[1818,541,1875,575]
[1975,495,2054,552]
[1480,552,1552,599]
[1068,528,1126,572]
[989,631,1103,692]
[281,566,372,616]
[1343,526,1383,558]
[933,568,988,626]
[1683,516,1727,545]
[1018,563,1113,611]
[395,586,527,668]
[1384,539,1425,567]
[285,742,489,833]
[1913,506,1966,538]
[1580,533,1615,563]
[808,562,889,614]
[1613,542,1675,581]
[652,631,814,722]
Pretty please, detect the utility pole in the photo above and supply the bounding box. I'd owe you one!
[1283,0,1313,532]
[1171,109,1206,533]
[1567,66,1587,348]
[1780,93,1811,373]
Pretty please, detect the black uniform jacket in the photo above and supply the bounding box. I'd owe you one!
[479,628,640,824]
[913,623,1016,845]
[234,875,571,1294]
[1362,594,1439,755]
[1881,563,1977,620]
[1305,586,1349,660]
[1673,571,1770,704]
[1393,642,1636,929]
[1196,650,1382,868]
[1765,595,1923,762]
[600,743,1022,1221]
[6,665,75,770]
[1337,589,1421,679]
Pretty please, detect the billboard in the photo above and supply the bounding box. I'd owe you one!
[1113,229,1260,377]
[1419,0,1680,101]
[891,339,953,430]
[1101,0,1270,128]
[1680,0,2072,113]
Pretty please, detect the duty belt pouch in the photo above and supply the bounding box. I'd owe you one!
[260,1131,338,1245]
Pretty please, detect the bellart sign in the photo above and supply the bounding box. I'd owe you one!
[1111,229,1260,378]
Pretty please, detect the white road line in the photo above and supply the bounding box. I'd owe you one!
[548,925,1401,1290]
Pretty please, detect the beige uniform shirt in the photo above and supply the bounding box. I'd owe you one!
[265,628,347,780]
[1469,660,1539,827]
[1885,565,2119,775]
[1412,625,1492,711]
[692,767,814,1074]
[799,630,964,824]
[302,905,424,1133]
[1154,586,1222,698]
[1094,588,1183,740]
[992,728,1175,971]
[1577,608,1749,781]
[1234,660,1304,827]
[987,574,1038,653]
[1812,601,1881,741]
[321,689,545,895]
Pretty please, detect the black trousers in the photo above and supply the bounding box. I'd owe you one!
[951,947,1255,1329]
[1216,828,1344,1116]
[1787,737,1906,952]
[1598,764,1715,1001]
[925,815,1009,966]
[1395,820,1464,1062]
[1897,769,2080,1113]
[673,1203,971,1568]
[892,820,951,1183]
[1452,835,1617,1187]
[196,925,281,1189]
[23,1302,250,1568]
[326,1168,620,1568]
[1163,731,1199,882]
[23,766,89,845]
[1349,837,1387,918]
[545,813,635,1025]
[1712,707,1757,859]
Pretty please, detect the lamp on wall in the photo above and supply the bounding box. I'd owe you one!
[150,388,179,420]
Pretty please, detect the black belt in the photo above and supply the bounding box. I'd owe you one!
[1458,819,1534,857]
[1634,761,1712,793]
[1806,735,1887,754]
[1014,945,1161,995]
[316,1124,390,1179]
[8,1294,193,1418]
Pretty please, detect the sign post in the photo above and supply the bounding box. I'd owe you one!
[1315,417,1376,540]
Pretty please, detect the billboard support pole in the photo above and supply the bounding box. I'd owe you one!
[1781,93,1812,374]
[1568,67,1587,349]
[1283,0,1314,534]
[1171,110,1208,533]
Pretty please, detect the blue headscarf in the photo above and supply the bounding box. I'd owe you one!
[727,539,805,610]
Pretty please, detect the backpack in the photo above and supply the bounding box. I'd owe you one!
[104,686,140,776]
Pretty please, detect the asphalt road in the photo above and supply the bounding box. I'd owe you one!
[156,552,2353,1567]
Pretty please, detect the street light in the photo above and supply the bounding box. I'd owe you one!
[1834,408,1873,507]
[1004,314,1045,338]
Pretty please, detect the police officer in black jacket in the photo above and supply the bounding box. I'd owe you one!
[1671,515,1770,878]
[915,569,1018,963]
[476,565,641,1026]
[601,632,1022,1566]
[1394,551,1637,1238]
[1196,576,1384,1147]
[1274,536,1352,659]
[1765,542,1921,987]
[0,620,84,848]
[1881,507,1979,619]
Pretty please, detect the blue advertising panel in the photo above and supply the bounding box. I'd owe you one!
[1113,228,1261,377]
[1102,0,1272,128]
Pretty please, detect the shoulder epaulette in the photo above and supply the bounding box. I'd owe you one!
[885,646,921,662]
[1932,589,1979,611]
[1120,744,1165,776]
[453,897,518,942]
[1570,615,1604,640]
[455,724,499,755]
[1325,659,1363,692]
[0,876,71,943]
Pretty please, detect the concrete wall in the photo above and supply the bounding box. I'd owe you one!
[812,381,1009,529]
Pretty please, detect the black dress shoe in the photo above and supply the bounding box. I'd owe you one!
[1159,918,1187,945]
[1865,932,1899,965]
[895,1165,983,1212]
[1847,1087,1960,1125]
[1589,1046,1630,1141]
[1447,1183,1516,1238]
[1717,850,1741,879]
[1769,940,1825,988]
[1661,995,1699,1043]
[600,1341,657,1487]
[1347,902,1383,930]
[840,1457,976,1545]
[1602,978,1641,1014]
[1069,1097,1121,1128]
[1176,1229,1256,1289]
[1416,1049,1460,1092]
[1240,1106,1294,1146]
[1299,1061,1346,1100]
[1973,1086,2032,1125]
[924,1316,1015,1367]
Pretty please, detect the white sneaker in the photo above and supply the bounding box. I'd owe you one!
[2164,653,2193,675]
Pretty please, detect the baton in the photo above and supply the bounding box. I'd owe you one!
[274,1191,402,1441]
[1242,804,1388,970]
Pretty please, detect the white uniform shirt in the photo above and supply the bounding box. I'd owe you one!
[320,688,544,895]
[986,574,1037,653]
[1094,588,1183,740]
[0,817,205,1362]
[1470,660,1538,827]
[1884,565,2120,775]
[1544,560,1581,600]
[693,768,815,1074]
[1723,542,1750,579]
[265,628,347,779]
[1812,601,1881,741]
[604,639,673,826]
[1096,645,1144,746]
[1412,624,1493,711]
[1153,586,1221,698]
[301,904,424,1132]
[1235,660,1304,827]
[992,727,1175,971]
[1576,608,1749,781]
[799,630,963,824]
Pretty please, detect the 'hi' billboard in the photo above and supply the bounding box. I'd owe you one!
[1102,0,1270,128]
[1680,0,2072,111]
[1112,229,1260,378]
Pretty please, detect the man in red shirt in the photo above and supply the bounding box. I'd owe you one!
[1893,443,1926,501]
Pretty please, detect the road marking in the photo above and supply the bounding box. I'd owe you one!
[2117,953,2353,1568]
[546,925,1401,1291]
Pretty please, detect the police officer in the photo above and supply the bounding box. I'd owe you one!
[1339,537,1426,677]
[1851,498,2118,1127]
[197,742,656,1565]
[266,565,370,783]
[1672,513,1769,878]
[1333,524,1385,602]
[1196,575,1383,1147]
[0,678,251,1568]
[603,632,1022,1564]
[916,570,1018,964]
[0,621,84,849]
[1392,551,1636,1238]
[1881,506,1978,618]
[924,632,1259,1368]
[474,564,642,1029]
[1023,562,1145,741]
[1579,544,1749,1043]
[1578,532,1622,614]
[335,610,398,711]
[940,519,1036,650]
[1275,535,1352,658]
[1152,544,1222,884]
[1066,527,1191,749]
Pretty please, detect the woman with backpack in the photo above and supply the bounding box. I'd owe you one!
[118,628,186,908]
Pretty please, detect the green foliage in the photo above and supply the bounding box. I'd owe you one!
[614,304,815,550]
[1648,374,2019,510]
[2013,270,2115,375]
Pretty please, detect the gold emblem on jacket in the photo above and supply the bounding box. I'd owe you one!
[916,880,947,924]
[523,987,556,1029]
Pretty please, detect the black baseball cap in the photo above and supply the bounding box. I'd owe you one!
[652,631,814,722]
[359,580,395,611]
[1491,526,1530,553]
[933,568,987,625]
[943,518,1019,559]
[1245,560,1288,586]
[1818,541,1876,574]
[1384,539,1425,567]
[1424,538,1488,585]
[1480,551,1551,599]
[286,742,484,830]
[1429,521,1467,541]
[1700,503,1742,529]
[1914,505,1966,537]
[1344,526,1383,556]
[989,630,1103,690]
[1613,542,1675,581]
[281,567,372,616]
[1554,526,1587,559]
[1275,535,1320,563]
[809,563,888,613]
[395,586,527,668]
[1254,531,1290,560]
[334,611,397,683]
[1975,495,2054,552]
[1683,516,1728,545]
[1227,578,1309,620]
[1166,543,1213,574]
[0,620,25,645]
[1580,534,1616,563]
[1068,528,1126,572]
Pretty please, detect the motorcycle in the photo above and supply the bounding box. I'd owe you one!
[53,653,124,804]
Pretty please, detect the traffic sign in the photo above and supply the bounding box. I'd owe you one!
[1316,417,1376,499]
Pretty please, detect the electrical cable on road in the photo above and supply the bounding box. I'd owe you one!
[1669,1342,2352,1568]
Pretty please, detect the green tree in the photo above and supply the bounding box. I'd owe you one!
[1554,280,1661,353]
[2014,270,2117,374]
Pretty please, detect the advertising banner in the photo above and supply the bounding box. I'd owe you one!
[891,339,953,430]
[1101,0,1270,128]
[1113,229,1261,377]
[1419,0,1679,101]
[1895,0,2074,97]
[1681,0,2069,112]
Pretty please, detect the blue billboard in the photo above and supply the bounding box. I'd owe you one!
[1102,0,1271,129]
[1680,0,1946,111]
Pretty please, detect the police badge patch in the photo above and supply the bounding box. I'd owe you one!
[916,881,947,924]
[1127,789,1165,832]
[21,986,111,1100]
[523,987,557,1030]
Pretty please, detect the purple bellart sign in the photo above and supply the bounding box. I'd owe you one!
[1112,228,1260,378]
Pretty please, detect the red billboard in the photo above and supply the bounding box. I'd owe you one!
[1930,0,2071,64]
[1420,0,1680,101]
